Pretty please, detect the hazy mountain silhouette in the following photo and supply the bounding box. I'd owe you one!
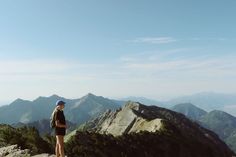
[167,92,236,113]
[0,93,123,125]
[171,103,207,120]
[171,103,236,153]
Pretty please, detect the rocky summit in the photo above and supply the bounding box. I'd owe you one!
[88,102,163,136]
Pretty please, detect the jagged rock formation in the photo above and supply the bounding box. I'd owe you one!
[77,101,235,157]
[87,102,162,136]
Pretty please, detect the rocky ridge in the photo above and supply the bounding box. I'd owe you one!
[78,101,235,157]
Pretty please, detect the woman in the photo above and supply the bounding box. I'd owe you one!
[53,100,67,157]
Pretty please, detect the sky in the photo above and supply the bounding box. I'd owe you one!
[0,0,235,104]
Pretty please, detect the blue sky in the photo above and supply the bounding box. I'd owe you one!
[0,0,235,104]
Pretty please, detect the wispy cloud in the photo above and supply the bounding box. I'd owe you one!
[8,53,229,83]
[191,37,228,41]
[128,36,231,45]
[120,48,190,64]
[0,53,235,102]
[128,36,230,44]
[0,59,71,75]
[0,59,107,82]
[119,51,236,80]
[128,37,177,44]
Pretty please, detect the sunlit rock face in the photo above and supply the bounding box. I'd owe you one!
[95,102,163,136]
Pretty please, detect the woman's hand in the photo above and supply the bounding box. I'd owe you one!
[55,121,67,128]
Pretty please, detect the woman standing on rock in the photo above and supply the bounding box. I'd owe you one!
[52,100,67,157]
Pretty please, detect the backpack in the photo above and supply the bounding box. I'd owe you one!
[50,110,57,128]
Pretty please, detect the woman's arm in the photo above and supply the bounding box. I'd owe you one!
[55,120,67,128]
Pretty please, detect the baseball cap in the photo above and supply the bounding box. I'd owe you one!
[56,100,66,106]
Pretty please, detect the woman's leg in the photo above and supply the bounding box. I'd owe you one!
[56,136,60,157]
[58,135,65,157]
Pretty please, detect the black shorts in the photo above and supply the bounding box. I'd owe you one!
[55,127,66,136]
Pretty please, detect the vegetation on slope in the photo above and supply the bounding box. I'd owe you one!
[0,124,53,155]
[65,120,234,157]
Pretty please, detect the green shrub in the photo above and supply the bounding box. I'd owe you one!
[0,124,53,155]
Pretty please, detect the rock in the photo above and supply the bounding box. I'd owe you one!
[0,145,30,157]
[0,145,60,157]
[90,101,163,136]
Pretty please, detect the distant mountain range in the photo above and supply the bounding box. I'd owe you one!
[1,92,236,125]
[124,92,236,116]
[0,93,124,125]
[167,92,236,113]
[70,101,234,157]
[121,96,165,107]
[172,103,236,153]
[1,95,236,156]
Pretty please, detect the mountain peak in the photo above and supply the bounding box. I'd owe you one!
[175,102,195,107]
[124,101,140,110]
[171,103,207,120]
[79,93,97,102]
[33,94,66,103]
[11,98,30,105]
[49,94,62,99]
[172,103,207,111]
[14,98,25,102]
[86,93,96,97]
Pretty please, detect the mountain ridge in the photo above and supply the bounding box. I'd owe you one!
[69,101,235,157]
[171,103,236,153]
